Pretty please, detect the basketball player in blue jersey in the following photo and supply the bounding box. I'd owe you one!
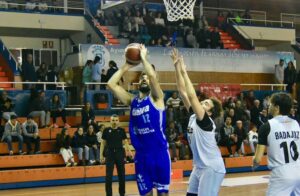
[107,44,170,196]
[171,49,225,196]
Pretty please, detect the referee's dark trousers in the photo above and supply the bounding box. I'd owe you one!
[105,148,125,196]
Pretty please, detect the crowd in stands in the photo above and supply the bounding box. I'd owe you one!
[95,3,254,49]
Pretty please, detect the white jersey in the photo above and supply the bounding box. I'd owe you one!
[187,114,226,174]
[267,116,300,170]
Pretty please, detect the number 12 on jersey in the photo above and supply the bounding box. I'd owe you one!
[142,114,150,123]
[280,141,299,163]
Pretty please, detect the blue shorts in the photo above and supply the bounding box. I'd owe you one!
[134,149,171,195]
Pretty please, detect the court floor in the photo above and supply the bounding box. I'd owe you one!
[0,171,269,196]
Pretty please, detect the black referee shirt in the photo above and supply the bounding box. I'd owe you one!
[102,127,127,149]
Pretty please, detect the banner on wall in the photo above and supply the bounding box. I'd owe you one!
[79,44,294,73]
[198,83,241,102]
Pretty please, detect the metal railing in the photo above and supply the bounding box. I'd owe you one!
[280,13,300,25]
[0,81,66,90]
[227,17,294,28]
[85,82,287,91]
[203,6,267,21]
[227,18,254,47]
[0,1,85,14]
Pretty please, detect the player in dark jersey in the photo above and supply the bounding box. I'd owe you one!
[107,44,170,196]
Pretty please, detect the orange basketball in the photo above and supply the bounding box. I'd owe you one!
[125,43,141,65]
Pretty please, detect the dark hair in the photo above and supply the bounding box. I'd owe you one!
[10,114,17,120]
[109,60,117,67]
[270,92,292,115]
[86,60,93,66]
[52,94,61,104]
[94,56,101,64]
[209,97,223,119]
[27,114,33,119]
[61,128,68,136]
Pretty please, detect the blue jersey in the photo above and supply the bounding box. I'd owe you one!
[129,95,167,153]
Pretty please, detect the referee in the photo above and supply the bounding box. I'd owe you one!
[100,114,133,196]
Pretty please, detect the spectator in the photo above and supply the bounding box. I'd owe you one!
[211,27,223,49]
[81,102,97,132]
[100,69,107,90]
[242,9,252,24]
[245,90,256,110]
[262,95,271,110]
[21,53,37,89]
[166,91,181,109]
[134,11,145,33]
[234,120,248,156]
[0,91,16,121]
[185,29,196,48]
[28,90,50,128]
[106,61,121,84]
[250,99,261,127]
[56,128,77,167]
[22,114,40,154]
[86,125,100,165]
[235,12,243,24]
[50,94,70,128]
[225,108,237,125]
[36,62,48,82]
[203,26,212,48]
[25,0,36,11]
[92,56,103,90]
[96,124,105,145]
[38,1,48,12]
[166,105,175,124]
[217,12,226,29]
[275,59,285,90]
[1,115,25,155]
[46,65,57,90]
[219,116,236,157]
[82,60,93,88]
[235,100,250,131]
[247,124,258,155]
[176,101,190,135]
[166,121,186,161]
[72,127,89,166]
[284,61,297,95]
[259,109,268,126]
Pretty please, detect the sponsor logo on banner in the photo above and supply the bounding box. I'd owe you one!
[85,44,110,67]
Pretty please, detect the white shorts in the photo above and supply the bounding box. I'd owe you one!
[187,167,225,196]
[267,165,300,196]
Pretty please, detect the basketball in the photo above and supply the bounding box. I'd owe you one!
[125,43,141,65]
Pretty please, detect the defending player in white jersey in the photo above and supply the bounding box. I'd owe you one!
[253,92,300,196]
[171,49,226,196]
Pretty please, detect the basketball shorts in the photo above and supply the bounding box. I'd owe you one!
[187,166,225,196]
[134,149,171,195]
[267,164,300,196]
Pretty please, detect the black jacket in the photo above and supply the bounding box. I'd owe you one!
[72,132,87,148]
[56,134,72,151]
[86,133,98,147]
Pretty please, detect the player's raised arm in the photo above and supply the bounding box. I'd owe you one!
[107,62,135,106]
[139,45,164,102]
[180,59,206,120]
[171,48,191,110]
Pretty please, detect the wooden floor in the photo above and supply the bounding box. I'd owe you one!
[0,171,269,196]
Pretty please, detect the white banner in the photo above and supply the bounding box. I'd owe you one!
[79,44,294,73]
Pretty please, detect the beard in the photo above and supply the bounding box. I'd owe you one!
[139,85,150,94]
